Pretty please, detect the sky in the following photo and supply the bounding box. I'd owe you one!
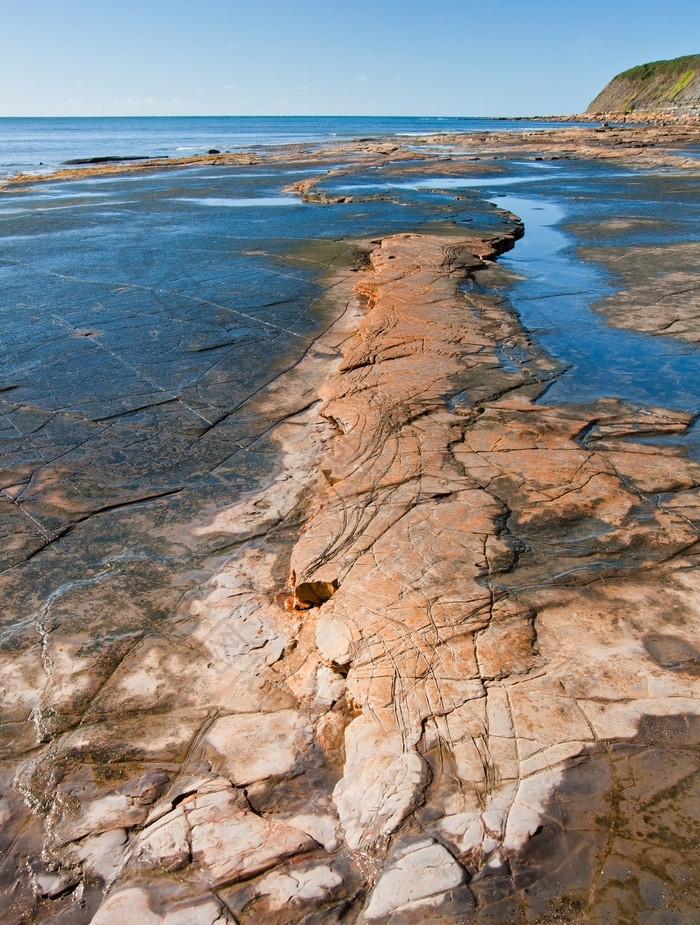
[1,0,699,117]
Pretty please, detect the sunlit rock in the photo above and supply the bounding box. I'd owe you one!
[333,711,429,850]
[202,710,313,785]
[363,837,468,920]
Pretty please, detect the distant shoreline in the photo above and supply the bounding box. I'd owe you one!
[3,118,700,191]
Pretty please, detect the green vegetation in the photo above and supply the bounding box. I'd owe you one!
[670,69,695,99]
[617,54,700,83]
[588,54,700,112]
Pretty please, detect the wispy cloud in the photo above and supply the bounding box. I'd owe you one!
[123,96,156,109]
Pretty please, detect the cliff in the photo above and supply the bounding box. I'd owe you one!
[588,54,700,113]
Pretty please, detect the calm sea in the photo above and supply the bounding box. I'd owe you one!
[0,115,698,577]
[0,115,594,176]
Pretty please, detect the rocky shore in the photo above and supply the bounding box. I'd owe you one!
[1,125,699,923]
[2,116,700,192]
[74,225,699,925]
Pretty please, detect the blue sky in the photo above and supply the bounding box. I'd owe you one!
[2,0,698,116]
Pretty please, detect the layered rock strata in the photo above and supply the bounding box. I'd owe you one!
[284,232,700,921]
[4,223,700,923]
[588,55,700,115]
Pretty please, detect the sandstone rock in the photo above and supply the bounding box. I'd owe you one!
[256,862,344,909]
[62,828,127,884]
[202,710,313,785]
[363,837,467,920]
[90,886,162,924]
[122,807,191,873]
[90,887,234,924]
[32,869,80,899]
[333,710,429,850]
[286,793,343,852]
[162,896,236,925]
[187,785,315,885]
[49,790,149,847]
[285,654,346,709]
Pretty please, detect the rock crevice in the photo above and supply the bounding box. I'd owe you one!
[5,222,700,924]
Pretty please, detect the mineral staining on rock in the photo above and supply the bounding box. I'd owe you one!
[1,134,699,923]
[285,230,700,921]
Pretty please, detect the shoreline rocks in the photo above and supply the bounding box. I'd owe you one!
[1,133,699,923]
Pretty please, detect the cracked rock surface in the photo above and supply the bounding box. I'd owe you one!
[1,135,699,924]
[286,231,700,923]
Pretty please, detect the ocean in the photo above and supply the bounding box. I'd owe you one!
[1,118,698,573]
[0,115,596,176]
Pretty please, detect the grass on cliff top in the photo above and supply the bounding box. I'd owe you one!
[617,54,700,83]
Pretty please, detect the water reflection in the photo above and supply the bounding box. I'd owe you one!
[496,193,700,454]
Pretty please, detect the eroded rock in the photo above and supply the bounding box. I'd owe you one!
[1,135,699,923]
[363,837,468,920]
[202,710,313,785]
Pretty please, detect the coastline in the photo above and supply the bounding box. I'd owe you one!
[1,126,699,922]
[3,117,700,191]
[74,216,699,921]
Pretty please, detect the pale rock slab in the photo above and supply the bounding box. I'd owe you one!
[256,862,344,910]
[32,868,80,899]
[578,696,700,739]
[90,887,234,925]
[285,654,347,710]
[202,709,313,785]
[333,711,429,850]
[287,798,343,853]
[0,645,45,723]
[62,828,127,885]
[50,790,149,846]
[90,885,162,925]
[314,664,347,709]
[162,896,236,925]
[122,806,191,873]
[364,837,466,920]
[187,785,315,885]
[316,605,354,667]
[434,812,483,855]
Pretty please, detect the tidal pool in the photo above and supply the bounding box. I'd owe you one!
[1,144,699,923]
[498,193,700,416]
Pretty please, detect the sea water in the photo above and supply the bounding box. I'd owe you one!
[0,115,597,176]
[1,125,698,529]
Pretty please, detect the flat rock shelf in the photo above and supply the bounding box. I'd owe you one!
[0,124,699,924]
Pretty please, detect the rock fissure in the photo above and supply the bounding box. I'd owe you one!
[4,141,700,921]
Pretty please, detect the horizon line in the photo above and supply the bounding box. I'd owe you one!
[0,112,575,120]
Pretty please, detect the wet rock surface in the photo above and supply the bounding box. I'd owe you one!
[583,240,700,342]
[0,131,699,923]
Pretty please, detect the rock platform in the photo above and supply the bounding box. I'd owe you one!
[1,128,699,924]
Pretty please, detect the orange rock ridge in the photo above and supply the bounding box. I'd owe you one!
[4,134,700,922]
[282,227,700,917]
